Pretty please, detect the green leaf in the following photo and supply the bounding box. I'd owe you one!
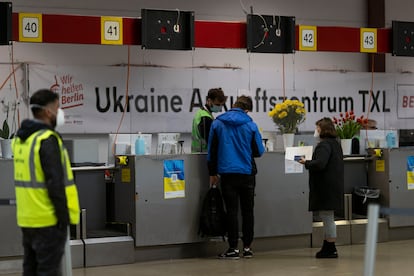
[0,120,10,139]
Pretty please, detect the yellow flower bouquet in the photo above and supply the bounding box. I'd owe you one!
[268,99,306,133]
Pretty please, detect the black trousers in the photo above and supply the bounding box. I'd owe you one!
[21,225,67,276]
[220,173,255,249]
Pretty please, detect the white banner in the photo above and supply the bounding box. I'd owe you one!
[27,64,414,133]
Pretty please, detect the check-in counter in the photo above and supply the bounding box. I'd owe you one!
[73,165,134,267]
[0,159,22,258]
[0,162,135,268]
[369,148,414,229]
[114,153,312,247]
[3,149,414,265]
[313,154,389,247]
[73,165,116,237]
[0,152,382,261]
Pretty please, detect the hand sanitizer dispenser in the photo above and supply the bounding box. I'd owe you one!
[135,133,146,155]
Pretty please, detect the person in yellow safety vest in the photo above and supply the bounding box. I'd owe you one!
[12,89,80,276]
[191,88,227,153]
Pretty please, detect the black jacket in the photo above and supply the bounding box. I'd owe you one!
[304,138,344,211]
[15,119,69,227]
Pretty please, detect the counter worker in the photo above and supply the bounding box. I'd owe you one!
[12,88,80,275]
[191,88,227,153]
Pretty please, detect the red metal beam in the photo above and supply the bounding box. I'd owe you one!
[194,21,246,48]
[10,12,393,53]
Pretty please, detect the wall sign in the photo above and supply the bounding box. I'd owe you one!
[360,28,377,53]
[163,160,185,199]
[397,84,414,118]
[26,65,411,134]
[101,16,123,45]
[407,156,414,190]
[19,13,43,42]
[299,25,317,51]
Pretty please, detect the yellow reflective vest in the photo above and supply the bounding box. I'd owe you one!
[13,129,80,227]
[191,108,213,153]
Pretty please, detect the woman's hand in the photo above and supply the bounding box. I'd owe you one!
[298,157,306,164]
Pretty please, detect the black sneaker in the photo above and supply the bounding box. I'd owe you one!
[218,248,240,260]
[315,248,338,258]
[243,248,253,258]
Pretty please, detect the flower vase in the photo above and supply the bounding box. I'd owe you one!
[340,139,352,155]
[282,133,295,150]
[1,139,12,158]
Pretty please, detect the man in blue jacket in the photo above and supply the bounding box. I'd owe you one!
[207,95,265,259]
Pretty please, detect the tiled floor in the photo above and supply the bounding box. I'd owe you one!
[3,239,414,275]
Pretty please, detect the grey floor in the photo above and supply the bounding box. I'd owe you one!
[2,239,414,276]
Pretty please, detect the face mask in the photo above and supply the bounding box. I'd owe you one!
[56,108,65,127]
[210,104,222,113]
[313,129,320,138]
[48,108,65,129]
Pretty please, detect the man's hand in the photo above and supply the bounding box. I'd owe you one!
[210,175,219,187]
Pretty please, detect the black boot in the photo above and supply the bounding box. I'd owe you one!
[315,240,338,258]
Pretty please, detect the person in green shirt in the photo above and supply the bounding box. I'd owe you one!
[191,88,227,153]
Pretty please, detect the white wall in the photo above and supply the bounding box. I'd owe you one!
[12,0,365,23]
[7,0,368,71]
[7,0,414,72]
[3,0,414,162]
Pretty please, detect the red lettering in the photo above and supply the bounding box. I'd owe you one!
[61,93,84,105]
[402,96,414,108]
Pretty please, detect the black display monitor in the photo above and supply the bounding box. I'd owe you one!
[247,14,295,53]
[392,20,414,57]
[0,2,12,45]
[141,9,194,50]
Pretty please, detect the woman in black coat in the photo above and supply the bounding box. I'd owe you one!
[299,117,344,258]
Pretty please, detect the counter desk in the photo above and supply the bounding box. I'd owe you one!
[113,152,313,247]
[369,148,414,231]
[3,148,414,265]
[0,159,21,258]
[118,152,375,249]
[72,165,115,236]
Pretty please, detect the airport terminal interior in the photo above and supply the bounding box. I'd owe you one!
[3,0,414,275]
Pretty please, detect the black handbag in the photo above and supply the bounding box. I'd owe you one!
[198,186,227,239]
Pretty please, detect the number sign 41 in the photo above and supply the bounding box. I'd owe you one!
[101,17,123,45]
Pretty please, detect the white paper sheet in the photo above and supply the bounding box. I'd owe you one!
[284,146,313,174]
[285,146,313,161]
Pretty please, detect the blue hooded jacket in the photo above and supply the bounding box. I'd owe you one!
[207,108,265,175]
